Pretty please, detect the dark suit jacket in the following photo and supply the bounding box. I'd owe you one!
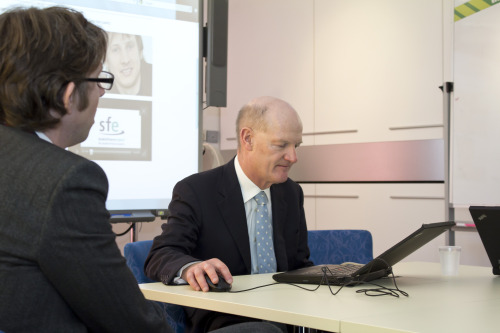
[145,158,313,331]
[0,125,171,333]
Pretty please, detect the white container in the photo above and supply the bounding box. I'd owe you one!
[439,246,462,276]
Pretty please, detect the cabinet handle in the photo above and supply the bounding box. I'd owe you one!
[304,195,359,199]
[302,129,358,136]
[388,124,443,130]
[226,129,358,141]
[390,196,444,200]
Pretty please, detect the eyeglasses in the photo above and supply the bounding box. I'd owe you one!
[81,71,115,90]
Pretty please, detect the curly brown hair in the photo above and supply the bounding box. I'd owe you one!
[0,6,107,131]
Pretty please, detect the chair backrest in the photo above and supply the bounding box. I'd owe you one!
[307,229,373,265]
[123,240,185,333]
[123,240,155,284]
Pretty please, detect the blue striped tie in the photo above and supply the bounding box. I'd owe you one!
[254,191,277,273]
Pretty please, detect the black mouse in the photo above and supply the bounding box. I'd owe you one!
[205,274,232,292]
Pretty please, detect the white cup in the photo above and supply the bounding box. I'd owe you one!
[439,246,461,276]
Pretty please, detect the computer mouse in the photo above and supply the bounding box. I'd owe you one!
[205,274,232,292]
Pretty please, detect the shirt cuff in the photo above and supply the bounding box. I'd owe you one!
[174,261,201,285]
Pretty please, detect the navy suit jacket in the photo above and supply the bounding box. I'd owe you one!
[0,125,171,333]
[145,158,312,331]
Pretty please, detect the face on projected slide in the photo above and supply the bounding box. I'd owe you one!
[105,32,150,95]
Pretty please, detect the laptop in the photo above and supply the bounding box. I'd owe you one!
[469,206,500,275]
[273,221,455,285]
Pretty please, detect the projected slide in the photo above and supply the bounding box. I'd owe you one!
[71,32,154,161]
[106,32,153,97]
[0,0,201,212]
[71,99,153,161]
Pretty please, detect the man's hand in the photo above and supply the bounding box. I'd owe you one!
[181,258,233,292]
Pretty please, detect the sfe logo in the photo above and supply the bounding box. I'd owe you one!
[99,117,124,135]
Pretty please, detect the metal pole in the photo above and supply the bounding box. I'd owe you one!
[442,82,455,245]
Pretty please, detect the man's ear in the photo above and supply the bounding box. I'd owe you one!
[63,82,76,113]
[240,127,253,151]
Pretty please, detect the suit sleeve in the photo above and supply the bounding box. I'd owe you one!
[37,160,172,333]
[296,183,314,268]
[145,179,204,284]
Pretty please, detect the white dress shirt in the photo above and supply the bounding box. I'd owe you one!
[234,155,273,274]
[36,131,52,143]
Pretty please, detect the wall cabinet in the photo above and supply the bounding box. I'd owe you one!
[313,0,444,145]
[303,183,446,263]
[220,0,315,150]
[220,0,447,149]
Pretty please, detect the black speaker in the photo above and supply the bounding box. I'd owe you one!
[205,0,228,107]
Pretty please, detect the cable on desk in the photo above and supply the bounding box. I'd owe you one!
[229,282,322,293]
[354,280,409,298]
[352,270,409,298]
[227,276,351,296]
[228,259,408,298]
[337,259,409,298]
[229,258,409,297]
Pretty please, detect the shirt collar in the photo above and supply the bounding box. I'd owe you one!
[35,131,52,143]
[235,155,271,204]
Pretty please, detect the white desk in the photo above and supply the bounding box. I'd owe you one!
[140,262,500,333]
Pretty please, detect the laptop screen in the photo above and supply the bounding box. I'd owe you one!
[469,206,500,275]
[359,221,455,274]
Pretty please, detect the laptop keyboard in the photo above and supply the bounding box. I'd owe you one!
[272,262,391,286]
[326,263,362,276]
[303,263,362,277]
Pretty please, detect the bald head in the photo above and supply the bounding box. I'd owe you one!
[236,96,303,189]
[236,96,302,150]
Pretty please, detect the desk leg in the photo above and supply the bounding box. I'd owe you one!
[293,327,318,333]
[130,223,138,243]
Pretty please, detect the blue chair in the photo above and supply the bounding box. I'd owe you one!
[123,240,185,333]
[307,229,373,265]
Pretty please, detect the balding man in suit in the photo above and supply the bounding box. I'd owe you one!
[146,96,313,333]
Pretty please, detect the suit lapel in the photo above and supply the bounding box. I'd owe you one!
[270,184,289,271]
[216,159,252,273]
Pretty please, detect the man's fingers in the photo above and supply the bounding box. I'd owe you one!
[184,258,233,292]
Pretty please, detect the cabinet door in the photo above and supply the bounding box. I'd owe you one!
[313,0,445,144]
[220,0,315,150]
[301,184,317,231]
[312,183,445,262]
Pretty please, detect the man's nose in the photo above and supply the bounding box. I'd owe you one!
[285,146,298,164]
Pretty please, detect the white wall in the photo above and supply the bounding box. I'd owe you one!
[221,0,315,149]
